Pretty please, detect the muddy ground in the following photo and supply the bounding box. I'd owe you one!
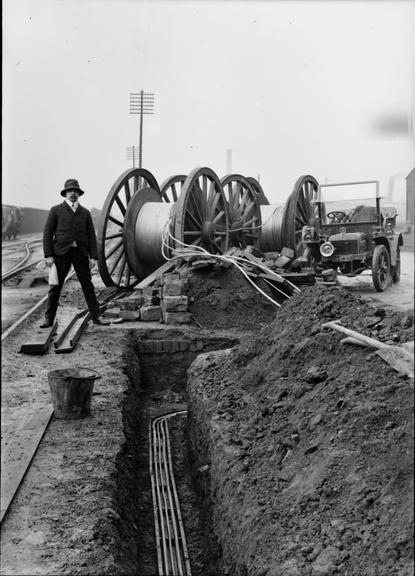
[1,251,414,575]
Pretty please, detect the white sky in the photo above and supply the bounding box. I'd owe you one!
[3,0,415,211]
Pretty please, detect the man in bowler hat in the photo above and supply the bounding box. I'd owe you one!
[41,178,109,327]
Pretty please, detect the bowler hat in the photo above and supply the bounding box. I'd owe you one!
[60,179,84,197]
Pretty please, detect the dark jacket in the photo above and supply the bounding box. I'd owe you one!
[43,202,98,258]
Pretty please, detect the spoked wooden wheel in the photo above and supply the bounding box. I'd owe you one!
[173,167,229,254]
[246,177,269,205]
[98,168,160,287]
[372,244,391,292]
[220,174,261,248]
[160,175,186,203]
[281,175,319,257]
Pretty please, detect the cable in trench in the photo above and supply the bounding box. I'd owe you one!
[149,411,192,576]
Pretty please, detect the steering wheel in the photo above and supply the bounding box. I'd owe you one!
[327,211,346,223]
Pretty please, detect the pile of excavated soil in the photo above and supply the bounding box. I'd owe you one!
[187,266,280,331]
[187,284,414,576]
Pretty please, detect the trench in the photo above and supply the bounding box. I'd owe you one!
[113,328,239,576]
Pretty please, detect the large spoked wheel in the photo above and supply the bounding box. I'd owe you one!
[98,168,160,287]
[281,175,319,257]
[160,175,187,203]
[173,167,229,254]
[246,177,269,205]
[372,244,391,292]
[392,245,401,283]
[221,174,261,248]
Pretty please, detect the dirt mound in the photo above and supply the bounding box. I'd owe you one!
[187,266,281,331]
[187,285,414,576]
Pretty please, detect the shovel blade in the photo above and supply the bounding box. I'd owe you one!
[376,347,414,379]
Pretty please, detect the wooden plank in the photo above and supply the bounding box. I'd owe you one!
[245,270,259,279]
[241,251,264,268]
[259,272,287,283]
[20,320,58,354]
[135,261,176,289]
[340,336,369,347]
[1,407,53,523]
[190,258,216,269]
[54,311,90,354]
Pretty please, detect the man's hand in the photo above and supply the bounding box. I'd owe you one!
[45,257,54,267]
[90,258,98,270]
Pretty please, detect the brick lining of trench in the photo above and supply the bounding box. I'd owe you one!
[113,328,239,575]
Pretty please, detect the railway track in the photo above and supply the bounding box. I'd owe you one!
[150,411,192,576]
[1,238,43,282]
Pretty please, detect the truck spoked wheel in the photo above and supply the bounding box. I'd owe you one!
[372,245,391,292]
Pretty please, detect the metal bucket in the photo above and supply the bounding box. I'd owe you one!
[48,367,101,419]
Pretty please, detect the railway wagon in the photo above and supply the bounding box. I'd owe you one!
[2,204,23,240]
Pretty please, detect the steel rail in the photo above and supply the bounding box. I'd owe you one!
[1,240,42,280]
[2,258,43,282]
[149,411,192,576]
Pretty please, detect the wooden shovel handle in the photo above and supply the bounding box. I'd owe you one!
[322,321,389,350]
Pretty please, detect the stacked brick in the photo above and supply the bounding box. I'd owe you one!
[137,339,204,354]
[161,273,191,325]
[103,270,192,325]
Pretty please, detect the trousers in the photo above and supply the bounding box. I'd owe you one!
[44,247,100,322]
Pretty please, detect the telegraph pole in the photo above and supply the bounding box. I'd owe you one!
[129,91,154,168]
[126,145,139,168]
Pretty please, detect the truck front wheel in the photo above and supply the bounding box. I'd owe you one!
[392,246,401,283]
[372,245,391,292]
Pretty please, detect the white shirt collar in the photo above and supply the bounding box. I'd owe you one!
[65,198,79,211]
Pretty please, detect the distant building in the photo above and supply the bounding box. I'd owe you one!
[406,168,415,224]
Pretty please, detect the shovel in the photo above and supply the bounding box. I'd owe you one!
[322,321,414,380]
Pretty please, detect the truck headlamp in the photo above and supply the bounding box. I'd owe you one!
[320,241,335,257]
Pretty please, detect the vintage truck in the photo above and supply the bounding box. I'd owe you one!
[301,180,403,291]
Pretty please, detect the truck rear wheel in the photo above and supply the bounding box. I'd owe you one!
[372,245,391,292]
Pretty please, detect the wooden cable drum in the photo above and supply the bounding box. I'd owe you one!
[160,174,186,203]
[97,168,161,288]
[173,167,230,254]
[258,175,319,257]
[220,174,262,248]
[246,177,270,206]
[97,167,318,288]
[259,203,285,253]
[98,167,230,288]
